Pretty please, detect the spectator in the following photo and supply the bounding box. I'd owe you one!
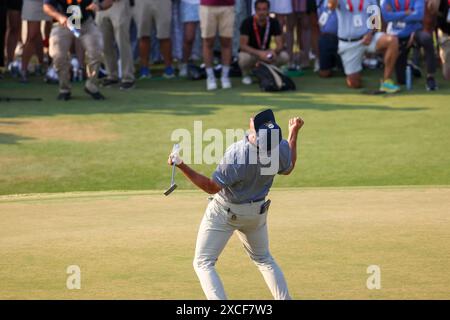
[96,0,135,90]
[292,0,320,70]
[5,0,23,73]
[199,0,236,90]
[134,0,174,78]
[273,0,295,69]
[239,0,289,85]
[329,0,400,92]
[317,0,340,77]
[43,0,112,100]
[20,0,52,83]
[423,0,439,33]
[233,0,249,58]
[179,0,201,77]
[381,0,438,91]
[171,0,184,62]
[437,0,450,80]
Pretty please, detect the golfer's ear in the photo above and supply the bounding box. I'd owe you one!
[250,118,255,131]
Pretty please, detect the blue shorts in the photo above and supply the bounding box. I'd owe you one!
[180,2,200,23]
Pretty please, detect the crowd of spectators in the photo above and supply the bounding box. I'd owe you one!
[0,0,449,100]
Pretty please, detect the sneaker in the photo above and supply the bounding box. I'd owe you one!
[120,81,135,90]
[57,92,71,101]
[313,59,320,73]
[84,87,105,100]
[426,76,438,91]
[242,76,252,85]
[8,61,20,77]
[220,77,232,89]
[139,66,151,79]
[179,63,188,77]
[379,79,400,93]
[163,66,176,79]
[206,76,217,91]
[19,70,28,83]
[102,78,119,87]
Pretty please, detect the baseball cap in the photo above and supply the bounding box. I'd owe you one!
[253,109,282,152]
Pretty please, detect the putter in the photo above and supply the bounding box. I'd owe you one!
[164,144,180,196]
[164,161,178,196]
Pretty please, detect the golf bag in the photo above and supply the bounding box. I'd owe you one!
[252,62,296,92]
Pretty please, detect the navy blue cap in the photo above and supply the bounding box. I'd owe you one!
[253,109,282,152]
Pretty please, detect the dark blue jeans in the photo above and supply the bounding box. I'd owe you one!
[396,30,437,84]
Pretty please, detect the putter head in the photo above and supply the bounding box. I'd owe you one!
[164,184,177,196]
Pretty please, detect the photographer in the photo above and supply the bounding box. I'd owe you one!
[239,0,289,85]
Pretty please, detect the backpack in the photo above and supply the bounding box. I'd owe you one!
[252,62,296,92]
[187,64,207,80]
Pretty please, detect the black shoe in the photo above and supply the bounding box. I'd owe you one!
[102,78,119,87]
[426,76,438,91]
[84,87,105,100]
[120,81,135,90]
[57,92,71,101]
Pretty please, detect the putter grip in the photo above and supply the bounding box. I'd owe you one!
[172,144,180,154]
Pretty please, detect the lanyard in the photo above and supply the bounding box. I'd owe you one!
[347,0,364,12]
[394,0,410,10]
[253,16,271,50]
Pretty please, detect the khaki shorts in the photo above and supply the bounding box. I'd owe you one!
[199,5,235,39]
[133,0,171,39]
[338,32,384,75]
[438,29,450,69]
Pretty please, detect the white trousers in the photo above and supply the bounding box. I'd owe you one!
[193,195,291,300]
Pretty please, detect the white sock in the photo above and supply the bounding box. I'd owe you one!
[222,65,230,79]
[206,67,215,79]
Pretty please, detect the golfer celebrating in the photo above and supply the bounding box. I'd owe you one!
[168,109,304,300]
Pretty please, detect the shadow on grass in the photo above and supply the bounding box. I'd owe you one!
[0,74,431,118]
[0,133,34,144]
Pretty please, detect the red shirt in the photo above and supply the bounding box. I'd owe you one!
[201,0,235,6]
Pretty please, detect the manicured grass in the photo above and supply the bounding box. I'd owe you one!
[1,187,449,299]
[1,70,449,195]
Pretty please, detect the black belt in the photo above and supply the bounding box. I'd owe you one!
[246,197,265,204]
[338,36,364,43]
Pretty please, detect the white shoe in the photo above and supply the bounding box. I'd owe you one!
[221,77,232,89]
[314,59,320,73]
[242,76,252,85]
[206,77,217,91]
[179,64,188,77]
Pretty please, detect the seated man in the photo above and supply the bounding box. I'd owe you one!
[317,0,340,77]
[329,0,400,92]
[381,0,439,90]
[239,0,289,85]
[437,0,450,80]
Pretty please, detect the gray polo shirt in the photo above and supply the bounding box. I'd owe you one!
[336,0,378,39]
[212,136,292,204]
